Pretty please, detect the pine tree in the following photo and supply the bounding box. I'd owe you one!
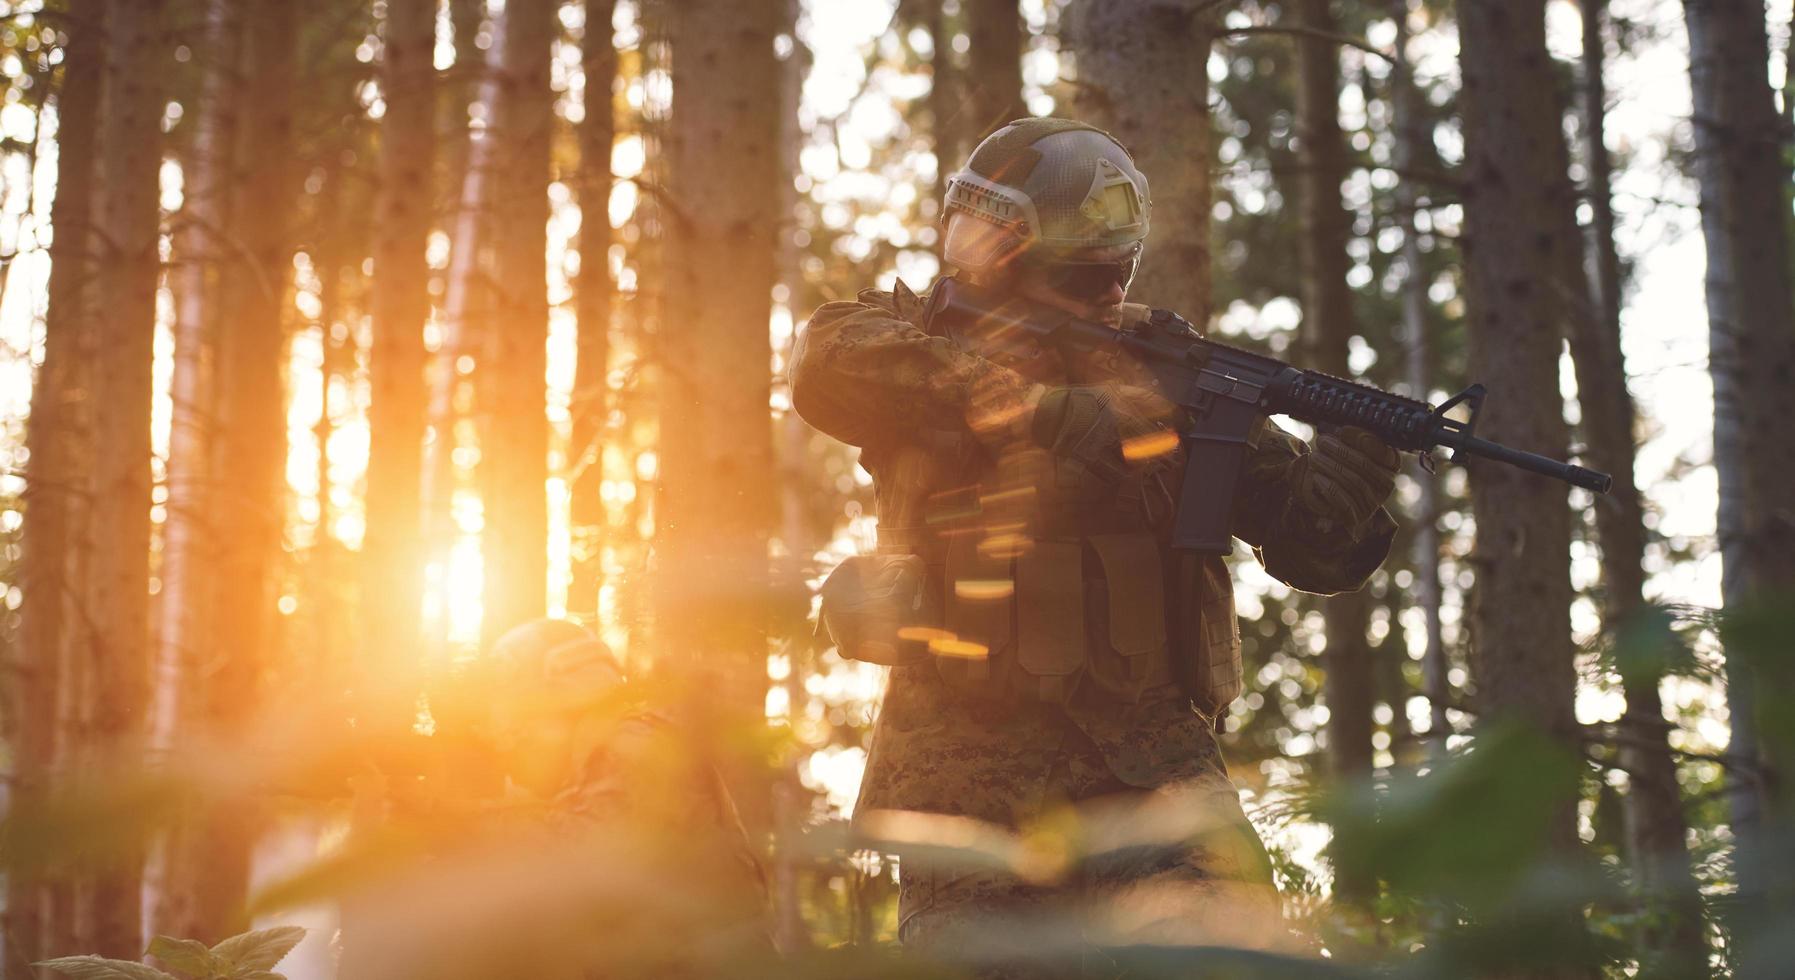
[85,0,166,957]
[480,0,555,645]
[9,1,105,971]
[191,0,300,942]
[1291,0,1376,915]
[1569,0,1704,968]
[965,0,1023,139]
[153,0,243,944]
[1068,0,1214,321]
[362,0,437,717]
[1455,0,1585,924]
[569,0,616,625]
[658,0,781,823]
[1682,0,1795,946]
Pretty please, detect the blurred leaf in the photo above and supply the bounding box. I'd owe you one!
[1,773,186,872]
[1319,723,1583,904]
[1609,602,1698,687]
[31,957,181,980]
[209,927,305,973]
[145,937,223,978]
[247,828,433,916]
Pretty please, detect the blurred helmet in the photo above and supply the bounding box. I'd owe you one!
[489,618,622,701]
[942,117,1151,277]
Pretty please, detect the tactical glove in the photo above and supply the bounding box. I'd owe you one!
[1029,385,1171,523]
[1289,426,1400,532]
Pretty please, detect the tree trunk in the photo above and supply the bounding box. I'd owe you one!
[1068,0,1214,322]
[1388,0,1449,763]
[569,0,616,625]
[9,1,105,971]
[1569,0,1706,970]
[85,0,166,958]
[659,0,781,826]
[772,0,813,951]
[313,180,348,670]
[927,0,964,231]
[1291,0,1377,916]
[151,0,242,944]
[479,0,554,646]
[190,0,299,943]
[429,5,506,655]
[362,0,436,724]
[445,0,486,215]
[1682,0,1795,943]
[1456,0,1582,849]
[964,0,1023,141]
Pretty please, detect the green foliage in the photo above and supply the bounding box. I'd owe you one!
[36,926,305,980]
[31,959,180,980]
[203,927,307,976]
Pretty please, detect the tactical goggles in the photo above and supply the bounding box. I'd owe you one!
[1022,244,1142,302]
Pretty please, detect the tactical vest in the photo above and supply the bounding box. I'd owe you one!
[815,281,1244,713]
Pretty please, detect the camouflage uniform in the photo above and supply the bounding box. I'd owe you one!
[789,279,1394,960]
[345,661,769,978]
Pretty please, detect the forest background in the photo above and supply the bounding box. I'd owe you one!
[1,0,1793,977]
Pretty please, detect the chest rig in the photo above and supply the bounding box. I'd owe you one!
[817,281,1244,711]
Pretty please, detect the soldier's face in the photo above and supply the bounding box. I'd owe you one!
[1011,242,1139,328]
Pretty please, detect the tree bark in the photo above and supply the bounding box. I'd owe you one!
[1569,0,1705,970]
[1682,0,1795,942]
[1455,0,1582,846]
[188,0,299,943]
[569,0,616,625]
[659,0,781,827]
[445,0,486,215]
[85,0,166,958]
[10,1,105,971]
[429,3,506,655]
[151,0,242,945]
[1291,0,1377,915]
[965,0,1024,141]
[479,0,554,646]
[927,0,964,230]
[362,0,436,723]
[1067,0,1215,322]
[1388,0,1448,764]
[772,0,813,950]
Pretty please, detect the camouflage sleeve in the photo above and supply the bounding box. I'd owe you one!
[789,298,1042,450]
[1230,420,1396,595]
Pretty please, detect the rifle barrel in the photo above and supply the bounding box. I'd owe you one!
[1439,430,1613,494]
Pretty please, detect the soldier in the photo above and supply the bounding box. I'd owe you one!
[477,619,769,953]
[340,619,768,978]
[790,118,1400,968]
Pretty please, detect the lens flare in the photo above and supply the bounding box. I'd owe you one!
[953,579,1015,601]
[1122,429,1179,461]
[929,637,991,659]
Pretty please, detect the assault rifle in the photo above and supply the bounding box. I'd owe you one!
[925,278,1612,556]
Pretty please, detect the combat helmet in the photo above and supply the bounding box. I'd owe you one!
[489,617,622,705]
[942,117,1151,277]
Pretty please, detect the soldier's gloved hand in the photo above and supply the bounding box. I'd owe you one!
[1289,426,1400,532]
[1029,386,1129,517]
[1029,385,1170,519]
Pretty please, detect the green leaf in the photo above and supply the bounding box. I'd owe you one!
[209,927,306,973]
[31,957,183,980]
[145,937,224,978]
